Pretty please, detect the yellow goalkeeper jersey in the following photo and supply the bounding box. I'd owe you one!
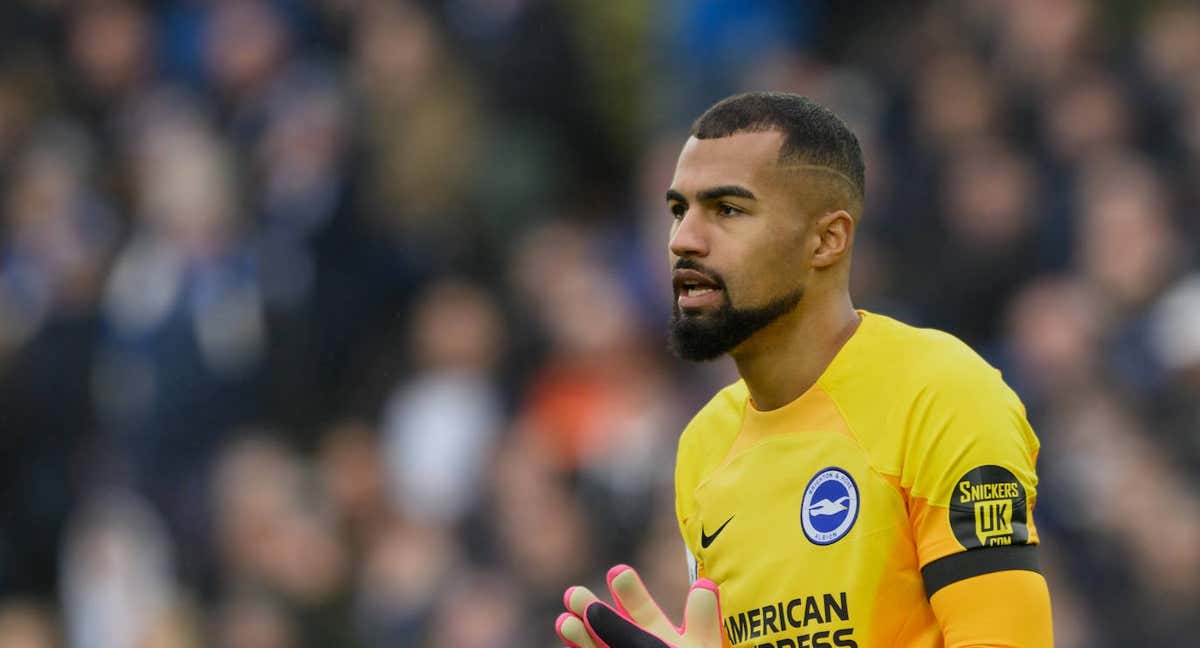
[674,310,1041,648]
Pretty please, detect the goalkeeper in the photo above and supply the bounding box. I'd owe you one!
[557,92,1053,647]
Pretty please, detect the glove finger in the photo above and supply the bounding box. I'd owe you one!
[607,565,675,636]
[564,586,602,617]
[584,601,671,648]
[557,612,603,648]
[681,579,723,645]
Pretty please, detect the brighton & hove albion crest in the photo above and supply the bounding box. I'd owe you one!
[801,467,859,545]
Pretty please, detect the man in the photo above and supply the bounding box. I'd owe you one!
[556,92,1053,647]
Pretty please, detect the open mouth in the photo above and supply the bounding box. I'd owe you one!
[673,268,724,307]
[679,282,719,298]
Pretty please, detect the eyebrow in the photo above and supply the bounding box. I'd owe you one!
[665,185,757,204]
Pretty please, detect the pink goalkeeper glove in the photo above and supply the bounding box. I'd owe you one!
[556,565,725,648]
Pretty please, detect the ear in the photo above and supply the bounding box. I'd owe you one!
[811,210,854,268]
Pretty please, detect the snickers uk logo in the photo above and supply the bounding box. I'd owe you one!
[949,465,1030,548]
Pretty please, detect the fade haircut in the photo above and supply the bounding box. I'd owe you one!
[690,92,865,216]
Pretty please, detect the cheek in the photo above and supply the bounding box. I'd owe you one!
[726,253,798,308]
[748,235,808,292]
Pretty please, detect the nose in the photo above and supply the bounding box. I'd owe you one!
[669,211,709,258]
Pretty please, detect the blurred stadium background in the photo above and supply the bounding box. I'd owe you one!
[0,0,1198,645]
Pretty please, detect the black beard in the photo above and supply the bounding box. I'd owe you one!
[668,288,804,361]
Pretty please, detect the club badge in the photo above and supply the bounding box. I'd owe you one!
[801,467,859,545]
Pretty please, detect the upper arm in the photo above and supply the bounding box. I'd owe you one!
[900,358,1043,594]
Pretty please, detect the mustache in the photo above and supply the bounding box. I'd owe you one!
[673,258,726,289]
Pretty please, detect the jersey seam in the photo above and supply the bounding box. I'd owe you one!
[889,596,925,646]
[817,383,911,504]
[691,429,850,494]
[821,382,934,647]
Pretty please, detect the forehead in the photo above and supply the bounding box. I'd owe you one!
[670,131,785,196]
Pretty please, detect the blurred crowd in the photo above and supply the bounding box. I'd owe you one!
[0,0,1198,646]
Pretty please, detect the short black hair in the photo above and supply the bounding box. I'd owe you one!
[691,92,865,207]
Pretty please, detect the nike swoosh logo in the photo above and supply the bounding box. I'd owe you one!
[700,515,734,549]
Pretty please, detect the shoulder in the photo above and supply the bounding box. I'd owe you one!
[869,317,1040,485]
[675,380,747,482]
[821,312,1037,474]
[678,380,748,456]
[835,311,1017,406]
[687,379,749,427]
[870,313,995,377]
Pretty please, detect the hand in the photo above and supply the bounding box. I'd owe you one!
[556,565,724,648]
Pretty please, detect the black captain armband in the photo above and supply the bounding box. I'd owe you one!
[923,464,1041,597]
[921,544,1041,598]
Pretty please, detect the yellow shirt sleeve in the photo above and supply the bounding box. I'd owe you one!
[930,570,1054,647]
[901,360,1041,570]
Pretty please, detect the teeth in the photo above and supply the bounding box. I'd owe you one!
[686,287,715,296]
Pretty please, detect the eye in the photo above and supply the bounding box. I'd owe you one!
[670,203,687,220]
[717,203,743,217]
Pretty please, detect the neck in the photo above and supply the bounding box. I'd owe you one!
[730,289,860,411]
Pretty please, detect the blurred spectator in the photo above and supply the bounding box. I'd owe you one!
[211,434,356,647]
[94,97,264,549]
[352,0,482,250]
[355,520,459,646]
[1000,276,1109,412]
[0,121,114,362]
[0,121,114,598]
[212,588,295,648]
[913,138,1045,346]
[66,1,154,118]
[0,50,59,169]
[318,420,389,551]
[991,0,1095,92]
[1137,3,1200,101]
[253,71,348,311]
[1046,392,1200,645]
[1075,152,1184,313]
[1150,273,1200,468]
[509,221,679,476]
[1040,68,1134,167]
[137,598,202,648]
[0,599,57,648]
[205,1,291,111]
[442,0,617,196]
[60,490,178,648]
[488,434,592,612]
[911,51,1005,153]
[424,570,525,646]
[380,278,505,525]
[251,66,353,433]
